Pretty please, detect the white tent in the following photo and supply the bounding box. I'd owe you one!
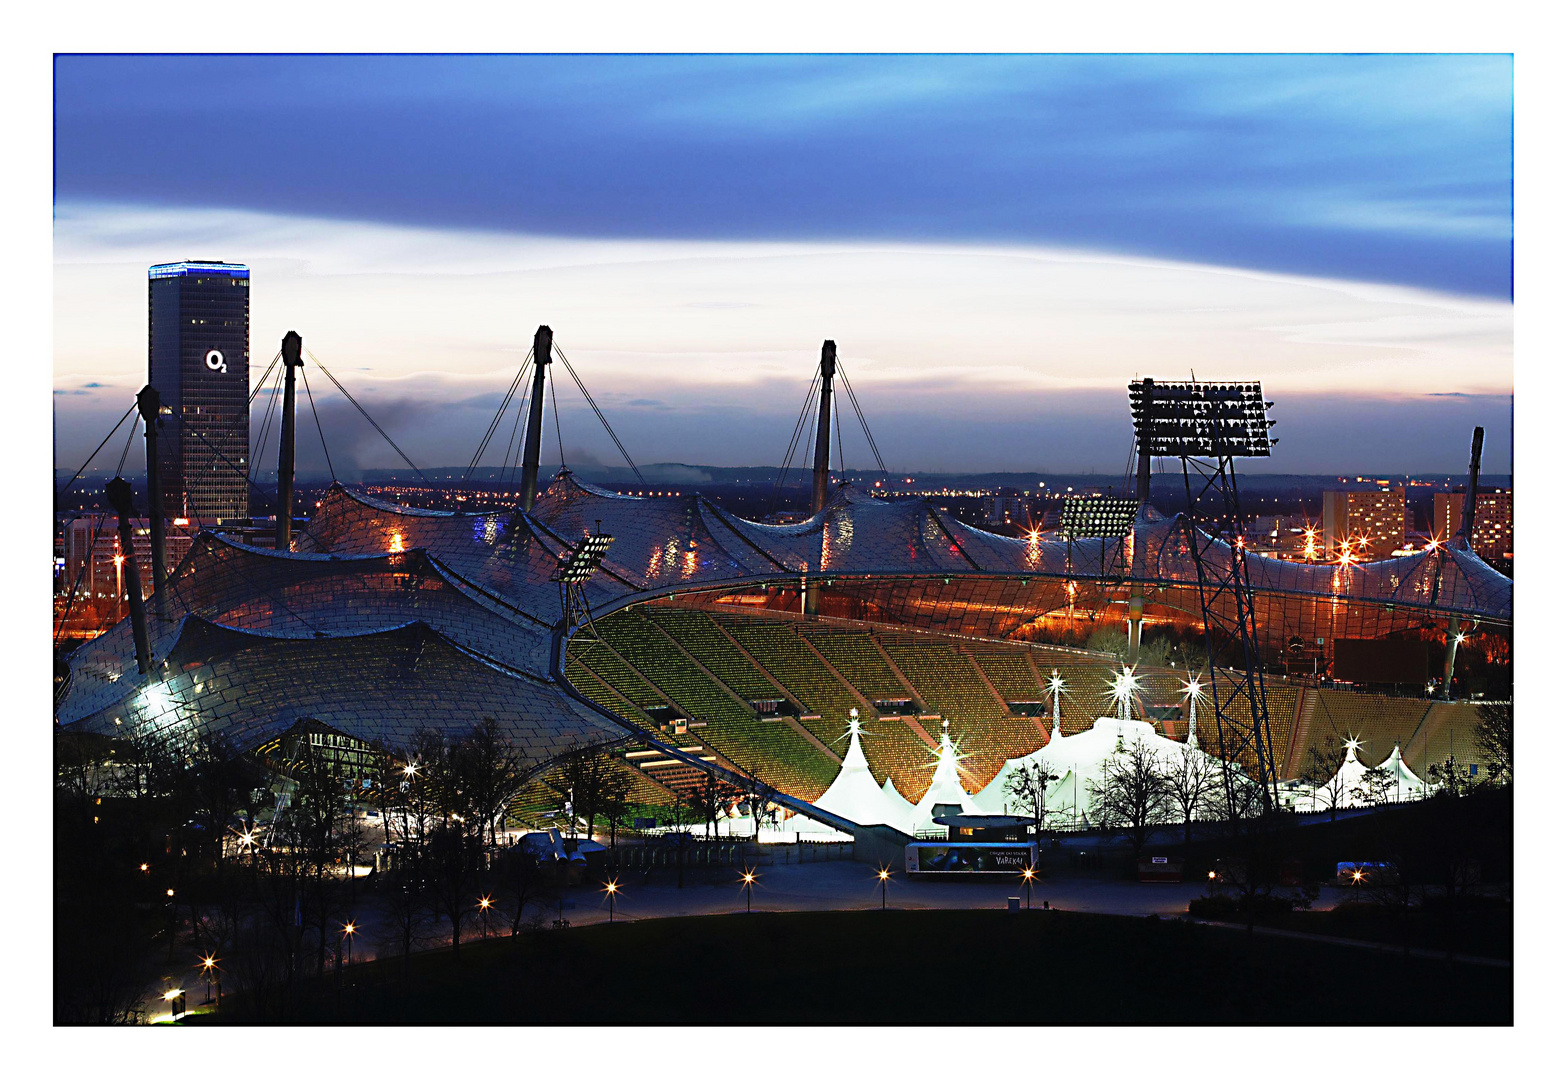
[1298,742,1366,811]
[881,776,918,823]
[974,715,1199,819]
[811,719,915,832]
[909,723,986,834]
[1378,743,1430,803]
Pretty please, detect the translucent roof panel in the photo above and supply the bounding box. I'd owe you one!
[62,617,627,761]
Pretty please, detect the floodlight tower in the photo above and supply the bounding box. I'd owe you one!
[553,529,616,636]
[1129,379,1280,815]
[1060,494,1139,650]
[1127,376,1155,664]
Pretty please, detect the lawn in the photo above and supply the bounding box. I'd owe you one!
[195,907,1512,1025]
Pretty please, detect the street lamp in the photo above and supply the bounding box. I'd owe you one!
[162,987,185,1021]
[604,878,619,923]
[741,868,756,913]
[877,867,890,910]
[1021,864,1036,909]
[478,894,493,938]
[198,954,219,1005]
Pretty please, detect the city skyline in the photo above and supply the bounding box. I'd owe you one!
[53,54,1513,477]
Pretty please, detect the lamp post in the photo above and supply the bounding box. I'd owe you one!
[877,867,890,910]
[198,954,218,1005]
[165,887,177,960]
[1021,864,1035,909]
[162,987,185,1022]
[478,894,493,938]
[741,869,756,913]
[604,878,619,923]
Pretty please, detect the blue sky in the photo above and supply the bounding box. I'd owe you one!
[52,54,1513,475]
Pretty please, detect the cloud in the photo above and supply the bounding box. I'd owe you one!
[52,54,1513,297]
[53,203,1513,474]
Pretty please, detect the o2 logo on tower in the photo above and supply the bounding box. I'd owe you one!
[204,349,228,374]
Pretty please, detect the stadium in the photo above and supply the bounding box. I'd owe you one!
[54,336,1513,842]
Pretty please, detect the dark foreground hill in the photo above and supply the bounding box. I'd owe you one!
[193,907,1510,1026]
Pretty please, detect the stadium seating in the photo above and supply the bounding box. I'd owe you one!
[801,628,910,700]
[572,614,837,799]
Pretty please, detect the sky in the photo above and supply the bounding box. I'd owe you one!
[52,53,1514,477]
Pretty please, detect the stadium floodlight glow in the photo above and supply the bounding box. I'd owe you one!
[1060,496,1140,540]
[553,533,616,584]
[1129,380,1276,459]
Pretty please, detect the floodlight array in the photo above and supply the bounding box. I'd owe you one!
[1060,496,1141,540]
[553,533,616,584]
[1130,380,1276,458]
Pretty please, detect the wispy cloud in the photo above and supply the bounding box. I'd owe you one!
[54,202,1512,475]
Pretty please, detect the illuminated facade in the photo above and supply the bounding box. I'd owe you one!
[148,261,251,526]
[1323,486,1406,558]
[1435,489,1513,561]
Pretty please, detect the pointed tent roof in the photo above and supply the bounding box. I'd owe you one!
[1377,743,1429,801]
[973,715,1199,814]
[811,720,913,831]
[910,724,985,832]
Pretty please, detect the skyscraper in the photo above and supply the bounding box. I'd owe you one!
[148,261,250,526]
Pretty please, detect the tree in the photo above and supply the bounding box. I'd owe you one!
[684,769,729,840]
[1299,733,1350,821]
[1474,701,1512,785]
[1162,741,1222,851]
[1003,759,1062,841]
[1352,765,1396,808]
[452,717,529,847]
[1086,626,1129,663]
[495,845,553,935]
[602,767,633,848]
[734,766,775,841]
[546,743,620,841]
[1090,740,1172,856]
[1426,754,1476,799]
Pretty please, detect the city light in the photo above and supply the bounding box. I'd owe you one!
[342,921,357,936]
[477,895,493,910]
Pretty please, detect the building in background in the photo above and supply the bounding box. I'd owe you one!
[1435,488,1513,562]
[56,514,197,640]
[1323,485,1406,559]
[148,261,250,526]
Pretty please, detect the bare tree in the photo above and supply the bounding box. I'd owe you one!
[1162,741,1222,851]
[1090,740,1173,856]
[495,845,553,935]
[602,766,633,848]
[1474,701,1512,785]
[685,769,729,840]
[1299,733,1350,821]
[1352,766,1396,808]
[452,717,529,847]
[1003,759,1062,841]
